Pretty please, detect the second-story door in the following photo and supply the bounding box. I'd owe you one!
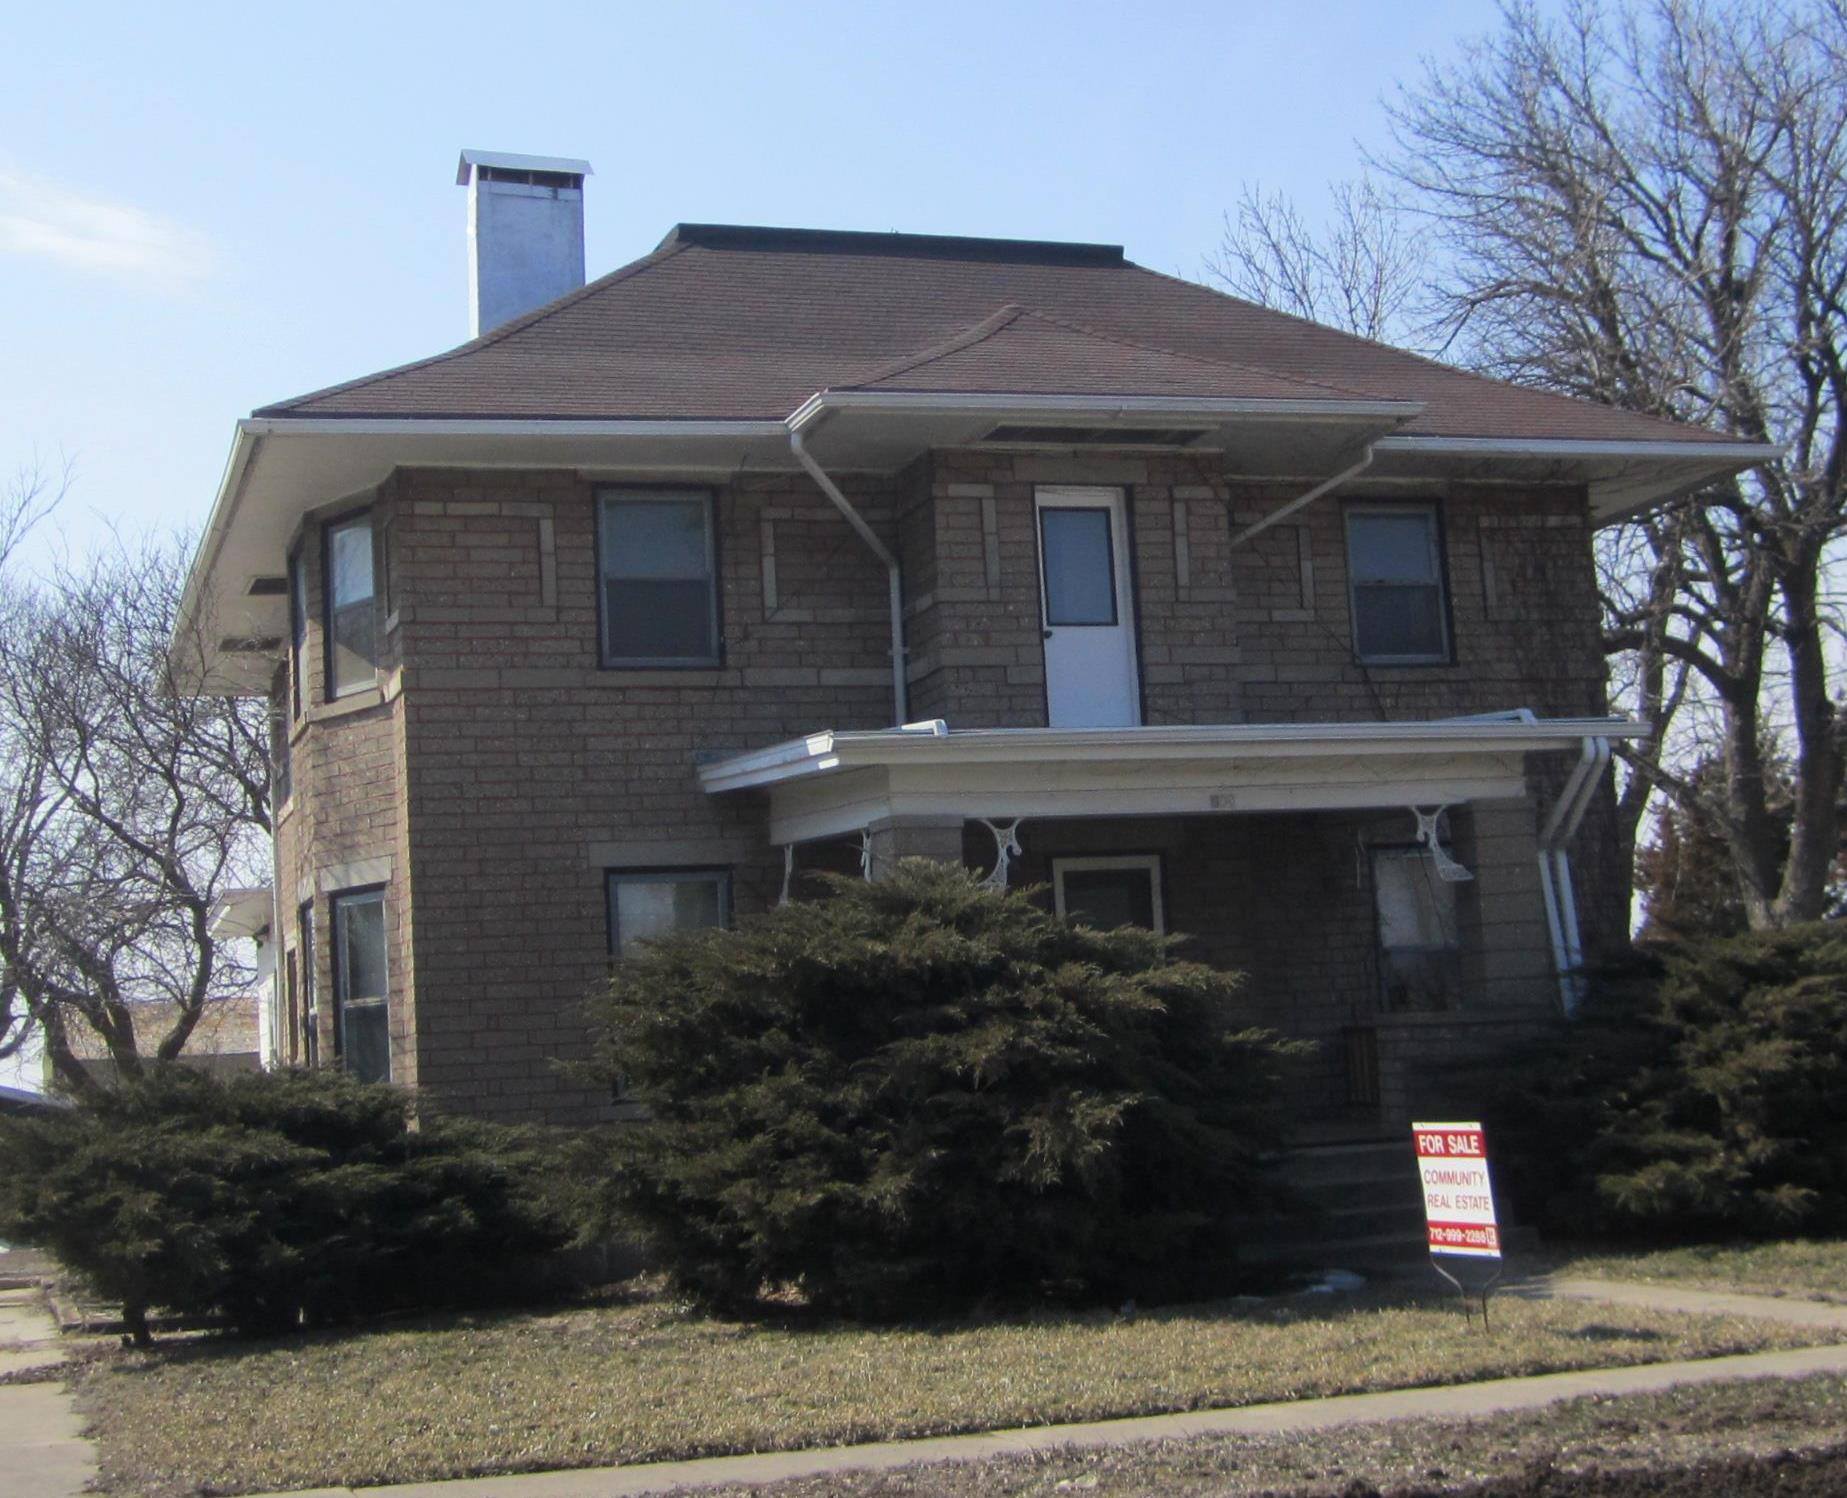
[1035,486,1141,728]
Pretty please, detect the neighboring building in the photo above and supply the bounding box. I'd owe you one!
[51,997,263,1087]
[42,890,271,1089]
[176,151,1772,1132]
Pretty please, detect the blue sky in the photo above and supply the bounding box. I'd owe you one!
[1,0,1531,565]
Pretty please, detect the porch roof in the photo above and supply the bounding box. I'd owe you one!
[697,715,1648,846]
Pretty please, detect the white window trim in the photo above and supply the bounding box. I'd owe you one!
[1344,502,1451,666]
[1051,854,1166,934]
[597,487,722,669]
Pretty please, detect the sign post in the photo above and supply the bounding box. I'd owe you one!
[1412,1121,1503,1326]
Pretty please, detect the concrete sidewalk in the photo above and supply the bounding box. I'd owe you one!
[0,1285,95,1498]
[259,1279,1847,1498]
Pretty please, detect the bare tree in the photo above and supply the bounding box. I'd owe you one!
[0,494,271,1094]
[1217,0,1847,929]
[1207,177,1424,343]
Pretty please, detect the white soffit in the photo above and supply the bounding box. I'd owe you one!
[1369,436,1781,521]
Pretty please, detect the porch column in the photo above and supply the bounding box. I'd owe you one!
[862,816,967,880]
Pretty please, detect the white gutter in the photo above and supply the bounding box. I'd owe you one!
[789,391,1424,426]
[788,426,908,724]
[236,416,789,439]
[1536,734,1613,1016]
[1372,435,1782,464]
[1229,444,1377,549]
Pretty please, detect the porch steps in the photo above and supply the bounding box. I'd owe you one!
[1258,1139,1431,1274]
[1257,1138,1539,1278]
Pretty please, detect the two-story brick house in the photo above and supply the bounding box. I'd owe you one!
[177,152,1772,1133]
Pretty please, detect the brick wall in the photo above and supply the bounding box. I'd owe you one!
[270,477,416,1085]
[1003,799,1560,1129]
[273,448,1610,1125]
[907,450,1605,731]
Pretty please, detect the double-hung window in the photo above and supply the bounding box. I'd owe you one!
[1345,505,1449,664]
[597,489,720,666]
[323,510,378,698]
[331,887,390,1083]
[606,869,730,957]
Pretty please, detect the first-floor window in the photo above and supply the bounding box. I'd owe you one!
[606,868,731,957]
[298,901,318,1069]
[331,887,390,1083]
[1372,847,1461,1011]
[1052,854,1165,933]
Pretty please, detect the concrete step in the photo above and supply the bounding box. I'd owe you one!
[1293,1176,1423,1211]
[1276,1141,1416,1188]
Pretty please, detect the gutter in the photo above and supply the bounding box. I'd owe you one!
[788,426,908,724]
[1536,734,1613,1015]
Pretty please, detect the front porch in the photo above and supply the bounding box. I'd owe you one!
[699,715,1646,1136]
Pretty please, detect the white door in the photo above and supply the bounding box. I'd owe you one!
[1035,486,1141,728]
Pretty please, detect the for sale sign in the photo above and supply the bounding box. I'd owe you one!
[1412,1121,1501,1259]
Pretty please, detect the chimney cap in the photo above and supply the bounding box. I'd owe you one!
[456,149,594,187]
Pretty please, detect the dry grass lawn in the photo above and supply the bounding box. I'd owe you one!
[1556,1238,1847,1303]
[76,1280,1846,1496]
[724,1373,1847,1497]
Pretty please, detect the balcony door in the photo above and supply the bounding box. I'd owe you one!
[1035,486,1141,728]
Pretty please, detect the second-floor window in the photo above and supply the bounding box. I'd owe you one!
[324,509,378,698]
[1345,505,1449,665]
[288,545,308,716]
[598,489,720,667]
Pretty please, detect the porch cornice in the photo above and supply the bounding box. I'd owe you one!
[696,715,1649,846]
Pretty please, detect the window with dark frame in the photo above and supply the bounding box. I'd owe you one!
[1052,855,1165,933]
[1345,505,1450,664]
[1372,846,1462,1011]
[269,693,291,807]
[597,489,720,666]
[298,900,318,1069]
[288,545,308,717]
[323,510,378,699]
[606,868,731,957]
[330,887,390,1083]
[284,945,300,1065]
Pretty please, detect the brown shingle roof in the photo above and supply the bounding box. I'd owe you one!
[258,223,1734,447]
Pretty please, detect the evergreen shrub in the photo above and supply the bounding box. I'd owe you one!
[585,859,1304,1317]
[1469,923,1847,1242]
[0,1067,573,1339]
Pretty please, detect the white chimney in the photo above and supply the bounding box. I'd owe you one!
[455,149,593,338]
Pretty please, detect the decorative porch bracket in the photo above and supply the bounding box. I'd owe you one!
[978,818,1024,890]
[1411,805,1474,882]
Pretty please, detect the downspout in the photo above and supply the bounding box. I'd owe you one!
[789,428,908,724]
[1228,444,1377,549]
[1536,735,1612,1015]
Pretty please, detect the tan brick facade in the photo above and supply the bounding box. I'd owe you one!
[270,448,1612,1127]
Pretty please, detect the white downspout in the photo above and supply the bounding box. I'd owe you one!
[1228,444,1377,549]
[1536,735,1612,1015]
[789,428,908,725]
